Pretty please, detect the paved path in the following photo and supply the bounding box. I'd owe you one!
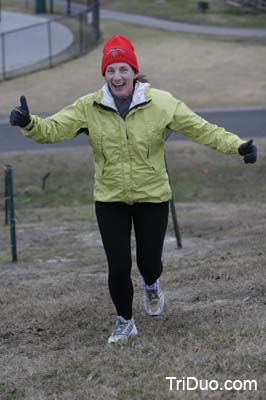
[1,106,265,152]
[1,2,265,152]
[41,0,266,37]
[101,9,266,38]
[32,1,266,37]
[22,0,266,37]
[1,1,266,75]
[0,11,73,75]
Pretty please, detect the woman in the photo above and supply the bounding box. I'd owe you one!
[10,35,257,344]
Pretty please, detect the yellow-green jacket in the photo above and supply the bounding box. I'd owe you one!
[21,81,244,204]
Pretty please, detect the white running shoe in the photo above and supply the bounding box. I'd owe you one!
[107,316,138,344]
[144,280,164,316]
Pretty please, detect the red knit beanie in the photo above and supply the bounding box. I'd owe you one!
[101,35,139,76]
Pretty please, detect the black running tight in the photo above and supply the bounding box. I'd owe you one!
[95,201,169,319]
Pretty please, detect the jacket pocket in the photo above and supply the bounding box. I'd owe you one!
[89,130,106,177]
[147,144,156,171]
[147,140,165,173]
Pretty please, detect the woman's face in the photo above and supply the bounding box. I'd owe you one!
[104,62,137,98]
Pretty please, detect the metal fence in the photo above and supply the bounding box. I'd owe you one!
[0,0,100,80]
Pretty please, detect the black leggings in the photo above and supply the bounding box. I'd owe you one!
[95,201,169,319]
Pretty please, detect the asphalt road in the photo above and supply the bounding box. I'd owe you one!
[0,107,265,152]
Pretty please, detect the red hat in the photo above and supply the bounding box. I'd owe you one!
[101,35,139,76]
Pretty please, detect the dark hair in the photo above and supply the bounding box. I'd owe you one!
[136,73,149,83]
[105,64,149,83]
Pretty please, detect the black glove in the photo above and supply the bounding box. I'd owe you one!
[10,96,31,127]
[238,139,257,164]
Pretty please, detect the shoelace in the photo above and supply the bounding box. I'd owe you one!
[147,288,159,301]
[113,320,132,336]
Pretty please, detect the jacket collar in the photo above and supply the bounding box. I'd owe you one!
[96,81,151,112]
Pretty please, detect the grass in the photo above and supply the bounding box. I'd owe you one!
[1,19,266,117]
[1,1,266,113]
[0,139,265,209]
[1,142,266,399]
[4,0,266,27]
[0,5,266,397]
[99,0,266,28]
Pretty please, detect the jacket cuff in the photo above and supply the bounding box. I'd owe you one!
[22,116,35,131]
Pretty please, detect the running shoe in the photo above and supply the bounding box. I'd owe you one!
[108,316,138,344]
[144,280,164,316]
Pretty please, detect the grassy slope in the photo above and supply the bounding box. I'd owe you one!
[4,0,266,27]
[1,19,266,116]
[1,3,266,398]
[99,0,266,28]
[1,142,266,399]
[0,140,265,208]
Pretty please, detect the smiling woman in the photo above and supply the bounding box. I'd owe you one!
[105,63,137,99]
[9,34,257,346]
[102,35,139,99]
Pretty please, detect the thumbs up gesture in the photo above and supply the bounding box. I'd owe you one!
[10,96,31,127]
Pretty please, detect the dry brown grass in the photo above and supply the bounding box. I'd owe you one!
[1,141,266,399]
[99,0,266,28]
[1,20,266,116]
[1,203,266,399]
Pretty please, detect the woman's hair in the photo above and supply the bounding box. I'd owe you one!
[104,64,148,83]
[136,73,149,83]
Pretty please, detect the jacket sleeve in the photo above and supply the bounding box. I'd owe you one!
[20,97,88,144]
[167,99,245,154]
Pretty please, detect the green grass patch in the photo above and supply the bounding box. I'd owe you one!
[99,0,266,28]
[1,140,265,210]
[3,0,266,28]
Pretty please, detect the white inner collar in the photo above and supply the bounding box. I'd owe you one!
[100,81,150,111]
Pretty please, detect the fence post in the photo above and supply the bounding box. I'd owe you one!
[4,168,8,225]
[47,20,53,68]
[67,0,71,16]
[49,0,54,13]
[79,12,84,54]
[35,0,46,13]
[165,132,183,249]
[170,197,183,248]
[92,0,101,40]
[5,165,18,262]
[164,157,183,249]
[1,33,6,80]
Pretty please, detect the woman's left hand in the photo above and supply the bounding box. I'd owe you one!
[238,139,257,164]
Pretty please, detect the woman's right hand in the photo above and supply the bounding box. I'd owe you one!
[10,96,31,127]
